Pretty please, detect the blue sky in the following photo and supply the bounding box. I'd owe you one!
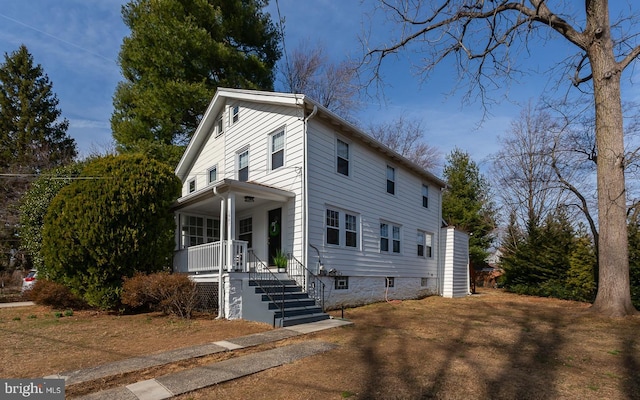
[1,1,638,172]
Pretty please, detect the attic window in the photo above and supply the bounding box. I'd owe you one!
[216,114,224,136]
[232,105,240,124]
[188,179,196,193]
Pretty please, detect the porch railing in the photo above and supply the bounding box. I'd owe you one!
[248,250,286,327]
[173,240,247,273]
[287,253,326,311]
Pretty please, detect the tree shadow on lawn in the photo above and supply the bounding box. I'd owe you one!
[622,337,640,399]
[352,300,566,399]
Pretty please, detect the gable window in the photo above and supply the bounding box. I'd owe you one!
[417,231,433,258]
[208,165,218,185]
[335,276,349,290]
[337,139,349,176]
[386,166,396,195]
[239,217,252,249]
[326,209,340,245]
[237,149,249,181]
[232,105,240,124]
[188,179,196,193]
[326,207,359,248]
[270,130,285,170]
[381,222,401,253]
[216,114,224,136]
[422,185,429,208]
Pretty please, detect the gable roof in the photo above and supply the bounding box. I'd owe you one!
[175,88,446,188]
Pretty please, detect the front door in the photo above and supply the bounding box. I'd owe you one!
[268,207,282,266]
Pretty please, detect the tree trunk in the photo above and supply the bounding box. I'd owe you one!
[588,0,636,316]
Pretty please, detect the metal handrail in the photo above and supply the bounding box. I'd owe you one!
[247,250,286,327]
[287,253,326,312]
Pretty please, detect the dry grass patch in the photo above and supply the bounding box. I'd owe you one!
[2,289,640,399]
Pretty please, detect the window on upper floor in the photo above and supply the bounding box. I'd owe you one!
[237,149,249,182]
[208,165,218,185]
[188,179,196,193]
[381,222,401,253]
[387,165,396,195]
[336,138,349,176]
[326,207,359,248]
[216,113,224,136]
[232,105,240,124]
[270,130,285,170]
[422,184,429,208]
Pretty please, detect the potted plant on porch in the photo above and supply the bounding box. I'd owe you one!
[274,250,288,273]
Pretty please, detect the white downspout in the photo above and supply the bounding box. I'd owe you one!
[213,186,225,319]
[303,105,317,288]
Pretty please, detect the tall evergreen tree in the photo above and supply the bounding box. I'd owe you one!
[0,45,76,270]
[112,0,281,164]
[442,148,496,268]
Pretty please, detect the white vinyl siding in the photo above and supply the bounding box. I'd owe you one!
[306,116,442,278]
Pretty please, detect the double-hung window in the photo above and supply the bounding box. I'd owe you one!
[422,184,429,208]
[271,130,285,170]
[208,165,217,185]
[337,139,349,176]
[216,114,224,136]
[326,207,359,248]
[387,165,396,195]
[417,231,433,258]
[232,105,240,124]
[381,222,401,253]
[237,149,249,181]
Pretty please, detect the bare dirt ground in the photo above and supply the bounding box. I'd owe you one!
[2,289,640,399]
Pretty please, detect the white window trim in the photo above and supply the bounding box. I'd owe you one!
[422,184,429,208]
[237,147,249,181]
[417,230,434,258]
[386,165,396,195]
[269,128,286,171]
[325,206,360,249]
[207,164,218,185]
[215,113,224,137]
[380,221,402,254]
[231,104,240,124]
[188,178,196,193]
[336,137,351,177]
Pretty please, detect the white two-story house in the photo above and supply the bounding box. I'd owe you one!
[172,88,469,327]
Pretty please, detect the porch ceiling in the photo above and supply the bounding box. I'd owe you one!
[172,178,295,215]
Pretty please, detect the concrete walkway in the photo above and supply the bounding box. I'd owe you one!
[43,318,352,400]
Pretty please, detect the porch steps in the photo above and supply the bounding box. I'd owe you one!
[249,279,330,327]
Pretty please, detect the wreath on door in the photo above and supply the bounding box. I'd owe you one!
[269,221,280,237]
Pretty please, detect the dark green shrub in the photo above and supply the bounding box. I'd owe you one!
[41,154,181,309]
[121,272,198,319]
[27,279,86,309]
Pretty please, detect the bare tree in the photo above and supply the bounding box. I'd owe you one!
[363,0,640,316]
[280,41,361,119]
[369,116,442,170]
[491,103,569,231]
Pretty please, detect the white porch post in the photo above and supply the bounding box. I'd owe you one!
[217,196,226,319]
[226,193,236,272]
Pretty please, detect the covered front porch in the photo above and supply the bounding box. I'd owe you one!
[172,178,296,275]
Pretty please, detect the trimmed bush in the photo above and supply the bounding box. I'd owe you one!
[121,272,198,319]
[27,279,86,309]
